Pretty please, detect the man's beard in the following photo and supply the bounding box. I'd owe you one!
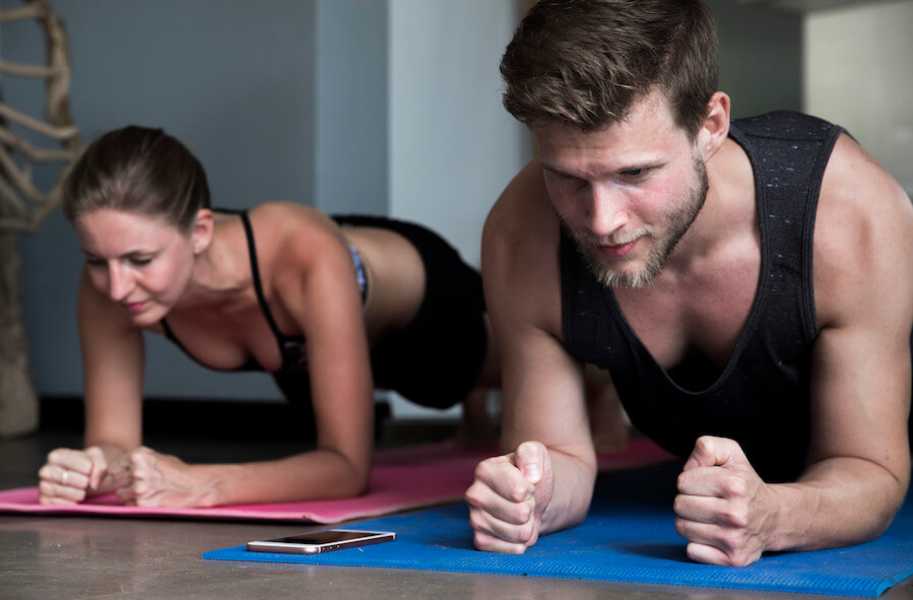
[568,157,709,289]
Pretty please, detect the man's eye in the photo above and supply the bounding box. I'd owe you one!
[621,168,645,178]
[129,257,153,267]
[549,172,587,190]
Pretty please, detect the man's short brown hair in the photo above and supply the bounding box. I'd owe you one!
[500,0,719,137]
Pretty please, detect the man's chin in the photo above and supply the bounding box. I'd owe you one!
[587,259,655,289]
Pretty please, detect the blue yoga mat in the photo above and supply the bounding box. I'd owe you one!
[203,463,913,598]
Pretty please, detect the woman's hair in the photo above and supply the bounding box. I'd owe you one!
[500,0,719,138]
[62,126,211,230]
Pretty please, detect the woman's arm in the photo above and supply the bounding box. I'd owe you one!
[38,270,143,504]
[125,207,376,507]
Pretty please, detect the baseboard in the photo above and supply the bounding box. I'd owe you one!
[38,396,391,442]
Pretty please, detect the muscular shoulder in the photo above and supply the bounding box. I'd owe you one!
[248,201,343,259]
[247,202,351,294]
[247,202,334,245]
[483,161,563,334]
[814,133,913,329]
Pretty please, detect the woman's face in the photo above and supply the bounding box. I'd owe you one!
[75,208,198,326]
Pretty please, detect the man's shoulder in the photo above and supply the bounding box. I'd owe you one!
[485,161,558,249]
[818,133,911,232]
[814,133,913,327]
[482,161,564,334]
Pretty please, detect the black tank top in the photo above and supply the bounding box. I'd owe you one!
[560,111,843,482]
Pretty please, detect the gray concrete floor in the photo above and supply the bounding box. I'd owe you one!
[1,424,911,600]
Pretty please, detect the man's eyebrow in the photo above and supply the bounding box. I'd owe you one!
[542,159,665,179]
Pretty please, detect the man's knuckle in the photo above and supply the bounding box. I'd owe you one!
[723,508,747,528]
[473,531,489,549]
[474,460,494,481]
[519,521,536,543]
[676,473,688,491]
[674,517,688,537]
[672,495,686,514]
[724,476,747,497]
[721,529,747,553]
[517,502,532,522]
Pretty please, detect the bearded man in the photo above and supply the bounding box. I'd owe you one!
[465,0,913,567]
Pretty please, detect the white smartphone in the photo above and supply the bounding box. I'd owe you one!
[246,529,396,554]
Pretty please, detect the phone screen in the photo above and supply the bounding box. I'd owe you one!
[269,531,384,545]
[247,529,396,554]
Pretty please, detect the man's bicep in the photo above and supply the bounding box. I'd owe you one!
[809,320,911,482]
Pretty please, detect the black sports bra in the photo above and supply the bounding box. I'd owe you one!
[160,209,366,374]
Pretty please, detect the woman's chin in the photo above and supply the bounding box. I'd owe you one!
[129,305,167,327]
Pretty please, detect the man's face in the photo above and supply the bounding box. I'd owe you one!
[534,90,709,288]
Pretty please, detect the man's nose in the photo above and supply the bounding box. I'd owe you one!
[586,183,629,238]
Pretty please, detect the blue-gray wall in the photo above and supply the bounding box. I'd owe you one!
[315,0,387,216]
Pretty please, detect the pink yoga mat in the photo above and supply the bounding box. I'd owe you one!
[0,438,673,524]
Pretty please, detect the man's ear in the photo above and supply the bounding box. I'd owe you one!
[190,209,214,255]
[697,91,731,160]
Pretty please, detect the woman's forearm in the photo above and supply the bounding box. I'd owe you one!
[193,447,372,506]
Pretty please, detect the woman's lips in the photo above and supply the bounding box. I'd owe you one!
[125,301,147,314]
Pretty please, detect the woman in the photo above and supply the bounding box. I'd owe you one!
[36,126,498,507]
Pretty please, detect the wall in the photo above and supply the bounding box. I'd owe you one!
[709,0,804,117]
[804,0,913,195]
[388,0,526,269]
[315,0,388,216]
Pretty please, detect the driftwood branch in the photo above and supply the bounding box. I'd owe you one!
[0,60,58,78]
[0,0,79,437]
[0,0,81,233]
[0,145,46,204]
[0,103,78,140]
[0,127,74,162]
[0,216,33,232]
[0,175,27,216]
[0,3,44,24]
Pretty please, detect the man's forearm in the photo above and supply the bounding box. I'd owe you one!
[767,457,907,552]
[540,448,598,534]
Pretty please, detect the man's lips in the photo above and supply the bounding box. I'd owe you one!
[596,238,638,258]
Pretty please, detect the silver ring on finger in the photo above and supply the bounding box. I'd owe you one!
[61,469,69,486]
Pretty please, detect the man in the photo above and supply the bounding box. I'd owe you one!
[466,0,912,567]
